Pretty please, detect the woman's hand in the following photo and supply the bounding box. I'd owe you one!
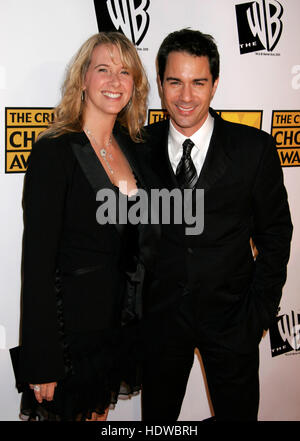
[29,382,57,403]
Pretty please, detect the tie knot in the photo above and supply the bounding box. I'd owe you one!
[182,138,194,157]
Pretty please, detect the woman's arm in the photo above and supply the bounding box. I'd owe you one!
[19,137,69,385]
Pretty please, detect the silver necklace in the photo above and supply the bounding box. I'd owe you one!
[85,127,114,175]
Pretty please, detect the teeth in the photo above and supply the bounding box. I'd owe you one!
[103,92,121,98]
[178,106,194,111]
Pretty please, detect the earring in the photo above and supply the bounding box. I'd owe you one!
[81,90,85,102]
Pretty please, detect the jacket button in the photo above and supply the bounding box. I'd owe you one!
[187,247,193,254]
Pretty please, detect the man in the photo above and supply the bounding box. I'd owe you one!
[138,29,293,421]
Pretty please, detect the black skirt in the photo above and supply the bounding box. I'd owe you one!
[18,320,142,421]
[11,260,145,421]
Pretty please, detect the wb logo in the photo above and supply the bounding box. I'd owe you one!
[235,0,283,54]
[94,0,150,46]
[269,310,300,357]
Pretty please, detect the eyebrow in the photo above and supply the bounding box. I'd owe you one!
[165,76,209,82]
[94,63,129,70]
[94,63,109,69]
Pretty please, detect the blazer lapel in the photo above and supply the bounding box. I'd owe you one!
[114,125,162,274]
[70,131,124,236]
[113,124,148,190]
[70,132,113,193]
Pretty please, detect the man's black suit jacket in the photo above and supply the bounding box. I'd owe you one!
[135,108,293,354]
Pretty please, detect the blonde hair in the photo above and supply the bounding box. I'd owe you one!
[40,32,149,142]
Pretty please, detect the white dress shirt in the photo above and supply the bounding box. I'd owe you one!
[168,113,215,176]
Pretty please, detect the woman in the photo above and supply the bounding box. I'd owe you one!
[12,32,149,421]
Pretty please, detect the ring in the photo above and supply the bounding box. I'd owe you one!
[33,385,41,392]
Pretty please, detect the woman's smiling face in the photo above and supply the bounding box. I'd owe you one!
[83,43,134,118]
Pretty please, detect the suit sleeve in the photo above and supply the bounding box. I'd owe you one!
[251,134,293,330]
[19,139,68,384]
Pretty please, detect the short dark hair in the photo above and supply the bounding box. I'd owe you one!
[157,28,220,84]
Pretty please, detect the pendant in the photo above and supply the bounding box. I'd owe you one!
[84,127,114,174]
[100,148,114,174]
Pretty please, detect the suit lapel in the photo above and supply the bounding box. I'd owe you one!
[196,109,231,192]
[150,120,178,190]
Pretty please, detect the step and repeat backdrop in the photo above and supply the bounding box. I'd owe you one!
[0,0,299,421]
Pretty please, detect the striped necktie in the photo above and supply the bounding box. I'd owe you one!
[176,138,198,189]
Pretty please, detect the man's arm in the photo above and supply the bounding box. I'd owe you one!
[251,134,293,330]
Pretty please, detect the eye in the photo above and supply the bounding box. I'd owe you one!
[120,69,130,75]
[194,80,207,86]
[98,68,108,73]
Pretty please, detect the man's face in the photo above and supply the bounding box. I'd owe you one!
[159,51,219,137]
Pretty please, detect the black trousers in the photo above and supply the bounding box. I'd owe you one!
[141,296,260,421]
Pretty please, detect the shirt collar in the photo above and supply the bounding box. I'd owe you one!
[169,112,214,152]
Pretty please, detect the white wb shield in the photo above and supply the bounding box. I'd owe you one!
[278,311,300,351]
[246,0,283,51]
[107,0,150,45]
